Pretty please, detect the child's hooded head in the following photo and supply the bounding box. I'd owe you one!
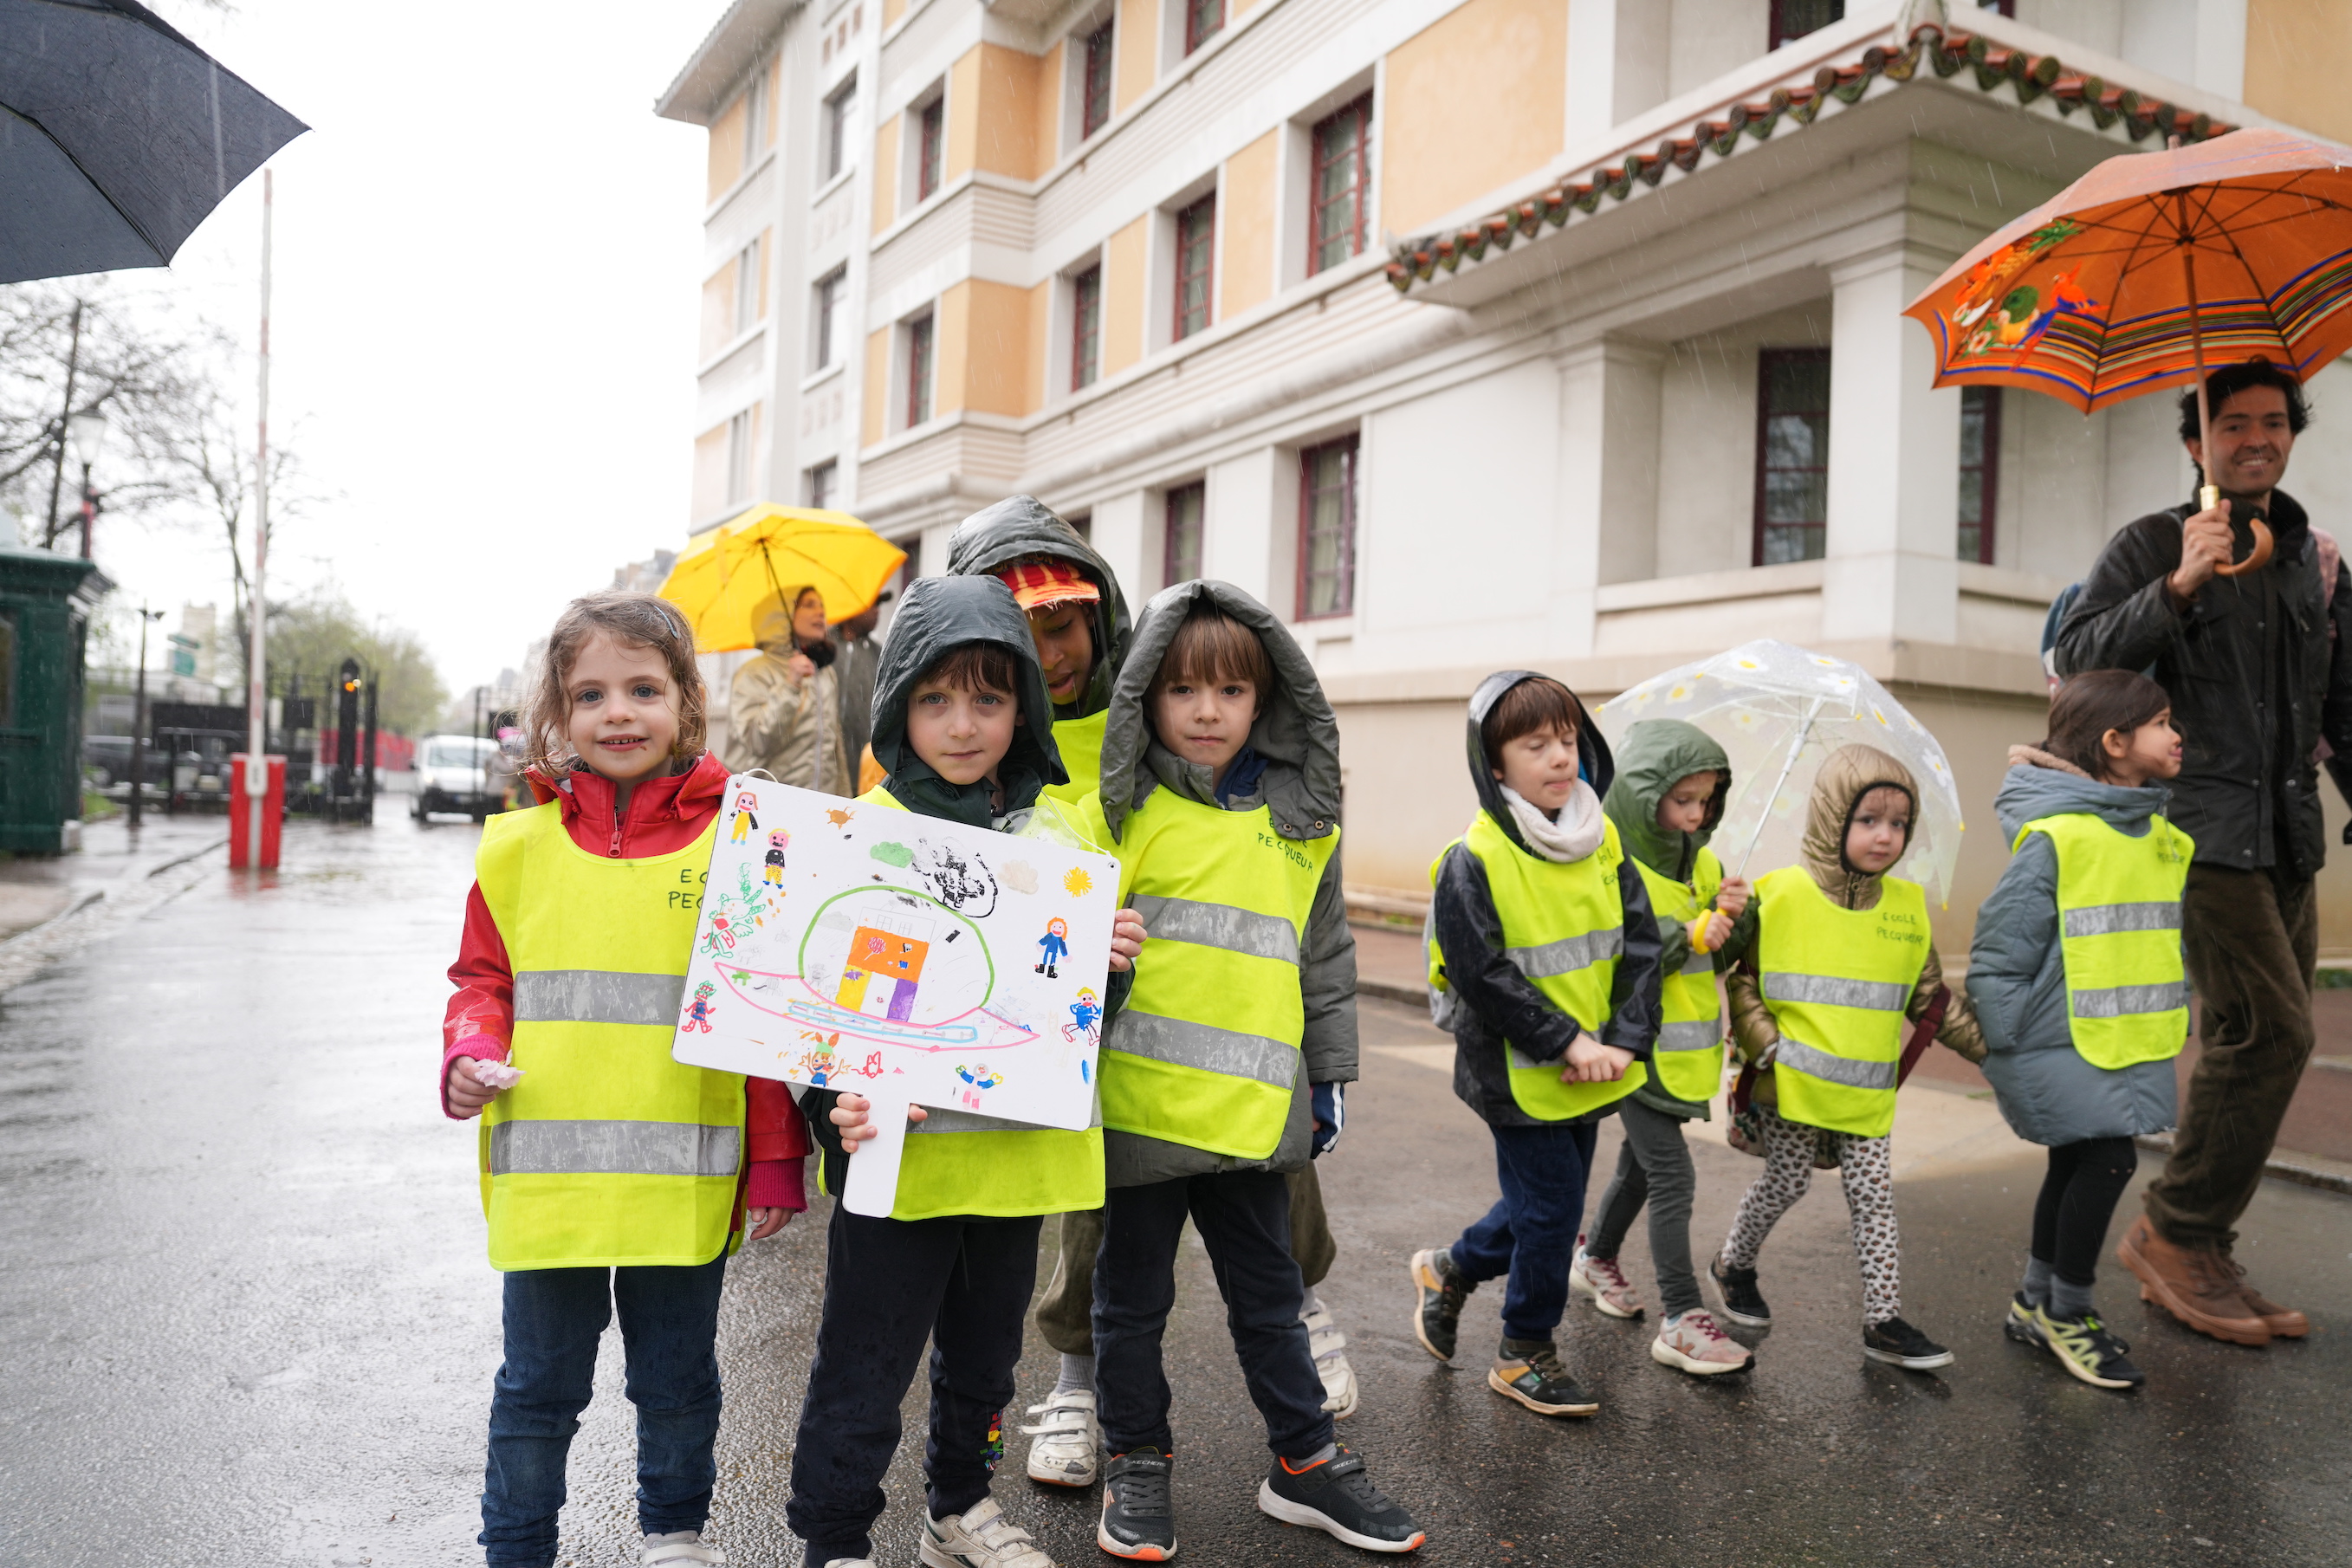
[869,576,1065,824]
[1148,602,1272,781]
[1602,718,1731,878]
[1804,744,1918,891]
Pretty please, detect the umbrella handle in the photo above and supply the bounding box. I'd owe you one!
[2213,517,2274,578]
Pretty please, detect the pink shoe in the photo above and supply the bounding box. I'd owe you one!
[1570,1236,1643,1319]
[1650,1309,1753,1377]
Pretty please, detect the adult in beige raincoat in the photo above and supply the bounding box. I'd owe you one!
[729,587,852,794]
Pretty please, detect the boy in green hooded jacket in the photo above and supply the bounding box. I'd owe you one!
[1571,718,1755,1376]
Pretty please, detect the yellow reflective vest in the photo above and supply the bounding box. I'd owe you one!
[475,803,744,1271]
[1635,850,1727,1105]
[2017,810,2193,1070]
[1753,865,1930,1138]
[827,787,1105,1220]
[1043,708,1108,807]
[1426,812,1649,1121]
[1100,786,1337,1160]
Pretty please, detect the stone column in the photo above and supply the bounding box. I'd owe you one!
[1554,336,1664,657]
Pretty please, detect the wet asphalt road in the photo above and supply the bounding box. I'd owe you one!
[3,814,2348,1567]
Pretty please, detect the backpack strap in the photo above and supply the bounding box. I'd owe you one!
[1895,984,1951,1088]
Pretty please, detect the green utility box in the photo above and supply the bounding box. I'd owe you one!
[0,544,109,854]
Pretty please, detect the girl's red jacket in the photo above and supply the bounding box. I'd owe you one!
[439,750,809,1212]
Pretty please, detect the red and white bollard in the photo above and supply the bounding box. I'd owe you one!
[229,753,286,869]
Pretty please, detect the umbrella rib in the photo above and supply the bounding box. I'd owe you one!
[2090,198,2179,404]
[0,103,170,264]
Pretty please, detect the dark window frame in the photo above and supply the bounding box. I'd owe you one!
[917,96,945,201]
[1071,263,1103,392]
[1184,0,1224,55]
[1958,385,2002,565]
[1174,194,1215,341]
[1297,435,1360,620]
[1081,23,1115,139]
[905,314,935,428]
[1309,94,1373,276]
[1164,482,1205,586]
[823,75,858,182]
[1752,347,1831,567]
[808,460,838,510]
[814,269,846,371]
[1768,0,1844,49]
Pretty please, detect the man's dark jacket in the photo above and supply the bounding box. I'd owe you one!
[2054,490,2352,878]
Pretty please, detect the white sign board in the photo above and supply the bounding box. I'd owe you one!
[671,779,1119,1215]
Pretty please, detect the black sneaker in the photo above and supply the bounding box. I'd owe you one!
[1863,1316,1954,1370]
[1098,1448,1176,1561]
[2038,1307,2146,1390]
[1486,1338,1599,1417]
[1409,1247,1473,1361]
[1709,1257,1772,1329]
[2003,1292,2047,1349]
[1257,1445,1426,1553]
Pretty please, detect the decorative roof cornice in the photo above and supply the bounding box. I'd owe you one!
[1385,24,2239,295]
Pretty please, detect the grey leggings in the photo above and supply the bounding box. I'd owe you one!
[1584,1097,1704,1318]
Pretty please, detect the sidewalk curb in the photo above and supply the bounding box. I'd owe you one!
[0,889,104,951]
[144,837,228,879]
[1357,978,1426,1011]
[2134,1131,2352,1197]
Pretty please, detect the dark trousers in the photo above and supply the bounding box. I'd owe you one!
[2033,1136,2140,1288]
[1451,1118,1600,1342]
[1584,1097,1704,1318]
[2151,864,2317,1250]
[1093,1170,1332,1460]
[479,1254,728,1568]
[1036,1164,1338,1356]
[787,1205,1041,1565]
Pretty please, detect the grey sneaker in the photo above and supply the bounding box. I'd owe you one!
[918,1496,1056,1568]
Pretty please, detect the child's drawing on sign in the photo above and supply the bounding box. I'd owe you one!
[956,1062,1004,1109]
[912,838,998,917]
[826,806,855,829]
[682,981,717,1033]
[1036,917,1069,979]
[730,792,760,843]
[703,911,741,955]
[1065,986,1103,1046]
[764,829,791,888]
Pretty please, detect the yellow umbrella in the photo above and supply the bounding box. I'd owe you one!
[658,504,908,653]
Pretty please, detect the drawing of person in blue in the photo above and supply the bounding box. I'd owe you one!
[1065,986,1103,1045]
[1035,916,1070,979]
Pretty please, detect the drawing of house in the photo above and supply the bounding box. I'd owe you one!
[835,921,932,1022]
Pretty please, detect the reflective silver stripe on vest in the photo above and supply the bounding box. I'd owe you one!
[913,1100,1105,1134]
[1655,1019,1722,1053]
[1680,948,1717,977]
[1132,895,1300,966]
[1763,972,1908,1012]
[1506,927,1623,980]
[2071,982,2192,1019]
[514,970,686,1026]
[1772,1033,1898,1091]
[1108,1010,1300,1088]
[488,1118,740,1177]
[2062,902,2182,938]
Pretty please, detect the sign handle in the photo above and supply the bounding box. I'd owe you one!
[839,1091,913,1217]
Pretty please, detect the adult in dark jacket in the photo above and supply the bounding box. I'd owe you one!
[2052,359,2347,1344]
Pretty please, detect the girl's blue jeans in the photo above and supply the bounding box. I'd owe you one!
[1450,1118,1599,1342]
[478,1254,729,1568]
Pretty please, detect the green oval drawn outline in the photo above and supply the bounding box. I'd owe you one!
[797,884,995,1013]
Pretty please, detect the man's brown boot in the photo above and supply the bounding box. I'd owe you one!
[2116,1215,2271,1346]
[2221,1257,2310,1338]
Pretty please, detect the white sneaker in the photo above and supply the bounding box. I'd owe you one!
[1302,1302,1360,1418]
[640,1532,724,1566]
[819,1560,875,1568]
[1020,1387,1099,1487]
[918,1496,1059,1568]
[1569,1238,1643,1319]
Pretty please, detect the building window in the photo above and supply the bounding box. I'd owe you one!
[1310,95,1373,275]
[814,269,845,370]
[1769,0,1843,49]
[1164,483,1205,586]
[1299,436,1358,619]
[727,408,755,507]
[1072,265,1103,391]
[1957,386,2001,564]
[1174,195,1215,341]
[1082,23,1114,139]
[1184,0,1223,55]
[905,314,935,428]
[1977,0,2016,15]
[824,76,858,181]
[808,460,838,510]
[917,96,945,202]
[733,238,762,337]
[742,68,769,161]
[1753,348,1830,566]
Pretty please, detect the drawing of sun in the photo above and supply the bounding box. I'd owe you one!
[826,807,855,827]
[1062,866,1093,897]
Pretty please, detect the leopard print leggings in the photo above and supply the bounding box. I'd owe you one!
[1720,1103,1902,1325]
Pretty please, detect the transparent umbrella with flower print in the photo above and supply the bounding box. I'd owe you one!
[1591,640,1966,907]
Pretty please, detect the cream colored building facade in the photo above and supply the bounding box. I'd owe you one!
[660,0,2352,952]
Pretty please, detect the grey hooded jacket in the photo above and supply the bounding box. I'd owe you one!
[1964,753,2180,1147]
[945,495,1135,722]
[1094,580,1355,1185]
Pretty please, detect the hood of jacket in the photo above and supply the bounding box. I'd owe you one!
[1463,671,1617,858]
[1097,580,1340,841]
[1801,743,1919,909]
[945,495,1135,720]
[1992,746,2171,841]
[869,574,1066,827]
[1603,718,1728,879]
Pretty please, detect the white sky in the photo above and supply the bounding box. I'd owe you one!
[81,0,729,697]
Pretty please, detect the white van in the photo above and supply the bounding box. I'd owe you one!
[414,734,504,821]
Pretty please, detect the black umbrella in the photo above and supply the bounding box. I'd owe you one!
[2,0,306,284]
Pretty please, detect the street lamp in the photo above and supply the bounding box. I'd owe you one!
[67,406,108,560]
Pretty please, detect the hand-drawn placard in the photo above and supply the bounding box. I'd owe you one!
[671,779,1119,1215]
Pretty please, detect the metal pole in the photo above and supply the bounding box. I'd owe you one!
[1731,698,1825,879]
[130,606,152,830]
[43,301,81,549]
[245,169,273,860]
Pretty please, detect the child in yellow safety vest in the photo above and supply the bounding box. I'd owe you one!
[1410,673,1665,1419]
[1086,582,1426,1558]
[1968,671,2198,1390]
[439,591,811,1568]
[800,574,1144,1568]
[1569,718,1755,1377]
[1707,743,1988,1371]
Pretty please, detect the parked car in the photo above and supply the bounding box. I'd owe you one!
[414,735,503,821]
